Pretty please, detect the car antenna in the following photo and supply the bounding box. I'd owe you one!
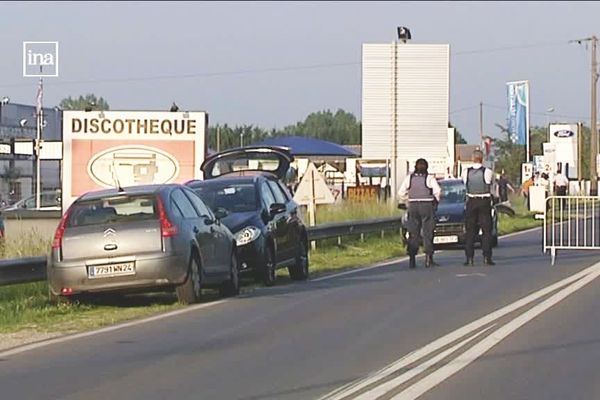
[111,160,125,193]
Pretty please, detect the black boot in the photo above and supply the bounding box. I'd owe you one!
[425,255,439,268]
[409,254,416,269]
[463,257,474,266]
[484,256,496,266]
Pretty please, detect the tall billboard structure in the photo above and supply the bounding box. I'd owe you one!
[361,42,450,198]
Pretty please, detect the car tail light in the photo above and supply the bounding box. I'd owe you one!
[61,288,74,295]
[156,196,178,237]
[52,207,73,249]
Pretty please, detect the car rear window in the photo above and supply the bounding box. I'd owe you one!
[193,183,258,213]
[208,153,282,178]
[66,195,158,227]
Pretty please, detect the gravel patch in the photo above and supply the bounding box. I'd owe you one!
[0,331,67,352]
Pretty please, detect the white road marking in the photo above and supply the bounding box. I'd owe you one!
[354,325,496,400]
[392,262,600,400]
[455,273,487,278]
[319,260,600,400]
[0,299,229,358]
[311,256,412,282]
[498,226,541,239]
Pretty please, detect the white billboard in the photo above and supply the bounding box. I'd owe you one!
[62,110,208,209]
[549,123,579,179]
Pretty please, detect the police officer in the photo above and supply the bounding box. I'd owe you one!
[461,150,495,266]
[398,158,442,269]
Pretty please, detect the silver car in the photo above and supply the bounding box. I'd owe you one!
[47,184,239,304]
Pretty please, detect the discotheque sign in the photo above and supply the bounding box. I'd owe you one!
[62,111,208,209]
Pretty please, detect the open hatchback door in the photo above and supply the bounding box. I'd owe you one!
[201,146,294,181]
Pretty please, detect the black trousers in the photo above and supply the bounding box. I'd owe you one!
[406,201,436,257]
[465,197,493,259]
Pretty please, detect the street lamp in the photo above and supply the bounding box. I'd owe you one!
[545,107,555,138]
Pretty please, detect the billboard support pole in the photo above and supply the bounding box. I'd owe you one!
[526,81,531,163]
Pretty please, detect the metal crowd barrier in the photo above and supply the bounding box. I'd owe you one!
[544,196,600,265]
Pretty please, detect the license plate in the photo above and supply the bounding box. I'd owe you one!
[88,262,135,278]
[434,235,459,244]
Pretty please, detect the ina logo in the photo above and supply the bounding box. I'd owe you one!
[23,41,59,77]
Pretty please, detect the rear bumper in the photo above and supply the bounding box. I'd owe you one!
[47,253,188,297]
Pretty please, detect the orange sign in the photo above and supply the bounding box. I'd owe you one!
[347,185,380,202]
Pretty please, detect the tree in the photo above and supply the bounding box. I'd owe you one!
[207,124,270,152]
[279,109,361,144]
[207,108,362,152]
[59,94,110,111]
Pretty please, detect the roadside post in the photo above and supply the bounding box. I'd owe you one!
[293,162,336,250]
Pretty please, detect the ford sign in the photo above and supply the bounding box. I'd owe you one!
[87,145,180,188]
[553,130,575,138]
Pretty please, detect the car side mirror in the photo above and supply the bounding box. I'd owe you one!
[269,203,286,217]
[204,216,215,225]
[214,207,229,220]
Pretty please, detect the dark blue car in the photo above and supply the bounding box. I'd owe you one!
[186,146,309,286]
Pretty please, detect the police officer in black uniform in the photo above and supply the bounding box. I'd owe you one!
[398,158,442,269]
[462,150,495,266]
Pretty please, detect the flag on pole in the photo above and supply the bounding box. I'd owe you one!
[36,77,43,116]
[506,81,529,146]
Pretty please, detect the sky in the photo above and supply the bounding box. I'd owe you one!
[0,1,599,144]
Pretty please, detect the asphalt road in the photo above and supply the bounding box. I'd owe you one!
[1,227,599,400]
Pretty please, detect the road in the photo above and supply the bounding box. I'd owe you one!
[1,227,599,400]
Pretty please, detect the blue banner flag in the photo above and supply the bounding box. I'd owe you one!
[507,81,529,145]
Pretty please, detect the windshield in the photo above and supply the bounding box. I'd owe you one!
[193,183,258,213]
[440,181,466,203]
[66,195,157,227]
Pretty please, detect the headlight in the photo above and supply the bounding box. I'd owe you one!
[235,226,261,246]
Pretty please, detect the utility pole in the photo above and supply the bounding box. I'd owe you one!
[479,101,484,147]
[571,36,599,195]
[592,36,598,195]
[216,126,221,152]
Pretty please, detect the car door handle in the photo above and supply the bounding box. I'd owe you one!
[193,226,199,234]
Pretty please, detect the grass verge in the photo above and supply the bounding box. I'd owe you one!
[0,197,541,338]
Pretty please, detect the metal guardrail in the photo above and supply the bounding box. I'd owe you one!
[0,256,47,286]
[307,216,401,241]
[0,217,403,287]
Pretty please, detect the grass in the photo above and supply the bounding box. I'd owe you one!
[0,197,542,337]
[497,194,543,235]
[314,200,397,224]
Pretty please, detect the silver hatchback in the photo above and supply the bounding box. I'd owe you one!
[47,184,239,304]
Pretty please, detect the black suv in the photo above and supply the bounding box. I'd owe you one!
[186,146,309,286]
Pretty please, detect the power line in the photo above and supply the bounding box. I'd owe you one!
[453,40,569,56]
[0,61,361,89]
[482,103,590,121]
[449,105,479,115]
[0,41,575,89]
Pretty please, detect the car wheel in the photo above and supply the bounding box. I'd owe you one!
[289,240,309,281]
[176,253,202,304]
[258,246,276,287]
[219,251,240,297]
